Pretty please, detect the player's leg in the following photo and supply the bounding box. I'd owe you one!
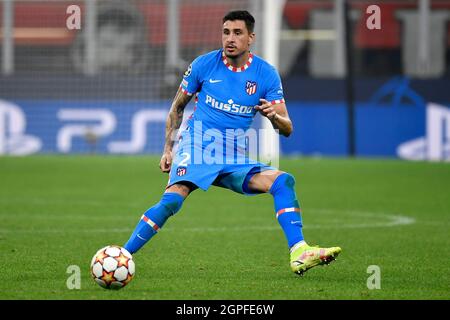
[246,170,305,248]
[123,182,196,254]
[214,166,305,248]
[247,170,341,275]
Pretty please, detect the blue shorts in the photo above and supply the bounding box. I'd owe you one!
[166,136,275,195]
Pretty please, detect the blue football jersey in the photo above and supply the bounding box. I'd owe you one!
[180,49,284,132]
[179,50,284,161]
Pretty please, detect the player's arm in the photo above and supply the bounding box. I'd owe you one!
[256,99,293,137]
[160,88,193,172]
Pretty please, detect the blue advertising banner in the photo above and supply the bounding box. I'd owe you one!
[0,99,448,160]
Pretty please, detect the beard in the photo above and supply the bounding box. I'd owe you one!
[224,48,246,59]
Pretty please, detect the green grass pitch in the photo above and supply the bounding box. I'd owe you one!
[0,156,449,299]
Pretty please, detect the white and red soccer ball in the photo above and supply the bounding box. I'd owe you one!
[90,245,135,290]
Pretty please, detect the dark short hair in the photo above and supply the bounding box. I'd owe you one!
[222,10,255,33]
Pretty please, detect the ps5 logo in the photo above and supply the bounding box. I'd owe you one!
[0,100,42,155]
[397,103,450,161]
[57,109,167,153]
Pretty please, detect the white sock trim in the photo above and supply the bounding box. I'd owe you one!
[290,240,307,253]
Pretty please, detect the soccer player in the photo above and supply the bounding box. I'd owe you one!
[123,10,341,276]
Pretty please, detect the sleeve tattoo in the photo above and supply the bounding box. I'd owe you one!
[164,89,193,152]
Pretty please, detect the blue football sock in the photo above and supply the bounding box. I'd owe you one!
[124,192,184,254]
[269,173,304,248]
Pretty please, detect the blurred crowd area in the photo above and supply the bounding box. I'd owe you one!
[0,0,449,100]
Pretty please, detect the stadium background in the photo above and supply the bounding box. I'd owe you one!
[0,0,449,301]
[1,0,449,159]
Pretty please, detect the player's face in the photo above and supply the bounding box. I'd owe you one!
[222,20,254,58]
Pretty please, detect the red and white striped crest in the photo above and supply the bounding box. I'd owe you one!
[176,167,187,176]
[245,81,257,95]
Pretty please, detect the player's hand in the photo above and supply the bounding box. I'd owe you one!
[159,152,172,173]
[255,99,277,121]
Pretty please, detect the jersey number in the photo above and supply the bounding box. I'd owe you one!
[179,152,191,167]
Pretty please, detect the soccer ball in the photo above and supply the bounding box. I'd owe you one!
[90,245,135,290]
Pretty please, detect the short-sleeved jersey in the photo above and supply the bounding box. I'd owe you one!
[180,49,284,132]
[178,49,284,161]
[167,49,283,188]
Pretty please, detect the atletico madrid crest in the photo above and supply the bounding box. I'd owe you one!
[245,81,257,95]
[176,167,187,176]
